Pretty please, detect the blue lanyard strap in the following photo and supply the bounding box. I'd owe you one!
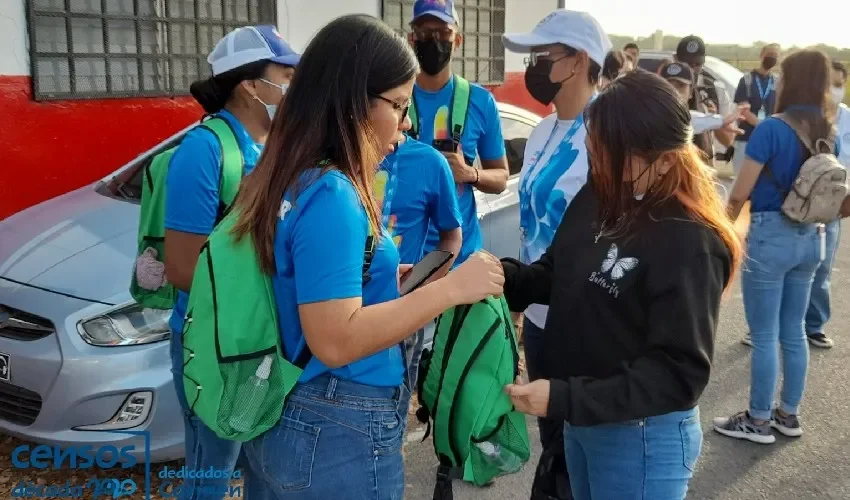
[754,74,774,102]
[519,115,584,198]
[380,157,399,229]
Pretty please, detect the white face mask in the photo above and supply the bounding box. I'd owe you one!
[831,86,845,105]
[256,79,289,121]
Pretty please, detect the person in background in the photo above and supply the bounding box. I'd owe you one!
[731,44,780,177]
[230,14,504,498]
[600,50,632,89]
[407,0,509,265]
[376,137,463,417]
[162,25,298,500]
[802,60,847,348]
[661,62,747,136]
[675,35,737,163]
[502,4,610,468]
[623,42,639,63]
[656,57,674,75]
[502,69,741,499]
[716,49,835,444]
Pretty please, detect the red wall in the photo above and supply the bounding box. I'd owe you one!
[0,71,542,220]
[0,76,203,220]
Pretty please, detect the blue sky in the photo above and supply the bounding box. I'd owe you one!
[566,0,849,48]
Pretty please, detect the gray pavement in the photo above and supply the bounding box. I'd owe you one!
[403,216,849,500]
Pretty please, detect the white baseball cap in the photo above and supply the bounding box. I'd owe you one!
[208,25,300,76]
[503,10,612,69]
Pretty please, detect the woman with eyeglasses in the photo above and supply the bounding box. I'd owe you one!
[230,14,504,498]
[501,69,742,499]
[159,25,298,500]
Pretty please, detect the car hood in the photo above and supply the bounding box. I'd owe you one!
[0,185,139,304]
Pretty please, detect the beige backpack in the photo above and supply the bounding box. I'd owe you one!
[767,114,848,223]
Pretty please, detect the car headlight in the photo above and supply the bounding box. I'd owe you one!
[78,304,171,346]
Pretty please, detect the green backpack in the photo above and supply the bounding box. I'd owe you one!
[408,75,471,144]
[181,212,377,441]
[130,117,244,310]
[416,295,531,499]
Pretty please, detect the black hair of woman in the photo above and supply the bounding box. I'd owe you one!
[233,14,419,272]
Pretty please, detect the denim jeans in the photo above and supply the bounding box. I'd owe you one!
[398,327,424,416]
[524,318,562,448]
[242,374,407,500]
[170,330,243,500]
[744,212,822,420]
[563,407,701,500]
[805,219,841,335]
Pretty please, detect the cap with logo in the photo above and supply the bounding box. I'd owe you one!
[412,0,459,25]
[661,62,694,85]
[208,25,300,76]
[502,9,612,69]
[676,35,706,66]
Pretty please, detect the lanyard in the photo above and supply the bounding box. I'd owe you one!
[754,75,774,102]
[519,115,584,199]
[380,156,399,229]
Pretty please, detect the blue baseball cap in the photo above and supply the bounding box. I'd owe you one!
[412,0,459,25]
[208,25,301,76]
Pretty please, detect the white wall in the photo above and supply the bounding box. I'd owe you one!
[504,0,559,72]
[276,0,381,52]
[0,0,30,76]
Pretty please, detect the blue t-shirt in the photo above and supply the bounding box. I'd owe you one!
[746,111,839,212]
[734,71,777,142]
[164,110,262,334]
[273,170,404,387]
[376,138,462,264]
[414,78,506,263]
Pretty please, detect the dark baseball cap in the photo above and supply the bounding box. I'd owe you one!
[661,62,694,85]
[676,35,706,65]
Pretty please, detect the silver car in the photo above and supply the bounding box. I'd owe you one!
[0,102,541,462]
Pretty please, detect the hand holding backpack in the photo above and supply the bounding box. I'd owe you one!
[767,114,848,223]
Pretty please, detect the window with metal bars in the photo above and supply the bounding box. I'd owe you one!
[381,0,505,85]
[25,0,277,100]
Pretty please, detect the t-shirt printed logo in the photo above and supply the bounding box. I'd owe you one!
[278,200,292,220]
[433,105,450,141]
[601,243,638,280]
[588,243,639,298]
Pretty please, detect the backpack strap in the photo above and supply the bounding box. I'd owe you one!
[198,117,245,224]
[774,113,819,156]
[292,225,379,369]
[409,96,420,140]
[451,75,472,144]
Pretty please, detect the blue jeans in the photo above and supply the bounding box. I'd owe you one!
[744,212,822,420]
[170,330,243,500]
[564,407,701,500]
[805,219,841,335]
[242,374,407,499]
[398,327,424,416]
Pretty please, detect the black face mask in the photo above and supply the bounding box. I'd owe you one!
[414,39,453,76]
[762,56,777,70]
[525,60,574,106]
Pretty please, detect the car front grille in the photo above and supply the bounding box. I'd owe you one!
[0,382,42,426]
[0,305,55,341]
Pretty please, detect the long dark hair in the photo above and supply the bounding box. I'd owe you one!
[233,14,418,274]
[189,61,270,113]
[586,69,742,287]
[602,50,626,81]
[775,49,833,142]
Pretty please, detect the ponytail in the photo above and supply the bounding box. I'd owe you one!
[189,60,271,113]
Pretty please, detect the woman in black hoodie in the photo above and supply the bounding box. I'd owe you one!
[502,69,743,500]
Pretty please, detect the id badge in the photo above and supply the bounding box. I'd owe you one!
[758,108,766,120]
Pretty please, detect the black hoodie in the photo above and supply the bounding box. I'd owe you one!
[502,185,732,426]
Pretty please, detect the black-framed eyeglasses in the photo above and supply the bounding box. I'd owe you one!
[523,49,574,68]
[411,27,455,41]
[370,94,411,124]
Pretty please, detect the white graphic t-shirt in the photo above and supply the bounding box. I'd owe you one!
[519,113,590,329]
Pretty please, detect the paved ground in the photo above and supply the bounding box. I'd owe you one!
[403,198,849,499]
